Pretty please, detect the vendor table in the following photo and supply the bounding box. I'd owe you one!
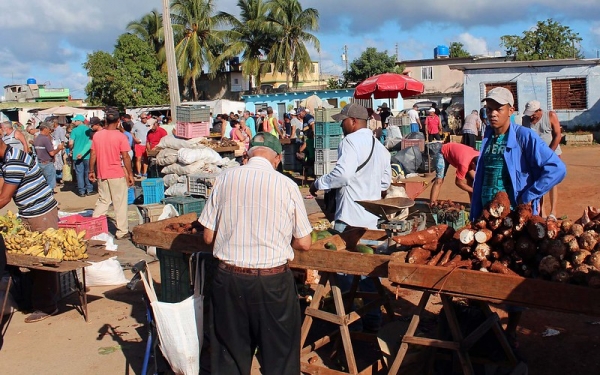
[4,247,113,322]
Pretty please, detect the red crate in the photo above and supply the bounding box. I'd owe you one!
[58,215,108,239]
[401,138,425,152]
[176,121,210,139]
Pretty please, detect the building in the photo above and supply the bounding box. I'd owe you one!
[450,58,600,128]
[3,81,70,103]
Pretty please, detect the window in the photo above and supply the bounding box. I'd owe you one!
[234,78,239,84]
[552,78,587,110]
[421,66,433,81]
[485,82,518,110]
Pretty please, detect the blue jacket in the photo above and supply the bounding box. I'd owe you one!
[470,122,566,220]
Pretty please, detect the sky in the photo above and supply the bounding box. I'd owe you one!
[1,0,600,100]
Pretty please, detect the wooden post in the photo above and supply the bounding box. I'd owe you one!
[162,0,180,121]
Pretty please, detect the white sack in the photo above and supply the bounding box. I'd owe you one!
[86,257,128,287]
[164,183,188,196]
[161,160,205,175]
[163,174,181,188]
[156,148,179,166]
[178,147,222,165]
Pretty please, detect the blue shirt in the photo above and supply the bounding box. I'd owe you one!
[245,116,256,137]
[470,122,566,220]
[315,128,392,229]
[480,133,515,209]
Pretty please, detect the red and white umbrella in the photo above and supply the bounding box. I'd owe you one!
[353,73,424,99]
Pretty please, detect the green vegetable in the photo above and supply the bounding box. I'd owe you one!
[324,242,337,250]
[316,230,333,240]
[355,245,374,254]
[310,231,318,244]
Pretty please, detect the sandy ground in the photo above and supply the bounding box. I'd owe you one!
[0,144,599,374]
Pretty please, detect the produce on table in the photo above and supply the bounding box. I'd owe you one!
[199,138,240,150]
[393,192,600,287]
[3,225,88,261]
[430,200,465,223]
[164,221,203,234]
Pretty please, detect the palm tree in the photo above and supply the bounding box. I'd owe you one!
[170,0,225,100]
[126,10,164,55]
[266,0,320,89]
[219,0,277,93]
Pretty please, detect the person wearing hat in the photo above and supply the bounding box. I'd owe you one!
[425,107,442,141]
[407,104,422,133]
[89,108,134,240]
[309,103,391,332]
[378,102,392,125]
[69,114,96,197]
[521,100,563,220]
[289,109,301,139]
[471,87,567,347]
[199,132,312,375]
[33,122,65,191]
[0,134,61,322]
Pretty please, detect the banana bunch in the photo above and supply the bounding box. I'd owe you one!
[5,227,88,261]
[0,210,24,235]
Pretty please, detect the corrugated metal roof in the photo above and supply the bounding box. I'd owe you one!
[450,58,600,71]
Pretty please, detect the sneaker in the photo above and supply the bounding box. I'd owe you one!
[116,232,131,240]
[77,192,86,197]
[141,174,147,178]
[86,191,98,196]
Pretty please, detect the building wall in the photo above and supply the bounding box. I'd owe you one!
[261,62,321,88]
[404,63,464,95]
[462,64,600,127]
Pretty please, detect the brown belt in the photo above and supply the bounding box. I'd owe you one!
[218,261,289,276]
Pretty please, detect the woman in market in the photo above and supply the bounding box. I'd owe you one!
[237,118,252,151]
[425,107,442,142]
[230,119,251,151]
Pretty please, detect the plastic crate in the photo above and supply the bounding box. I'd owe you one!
[401,125,411,136]
[127,187,135,204]
[314,161,336,176]
[314,122,343,136]
[314,108,342,123]
[187,173,220,198]
[432,210,468,230]
[175,121,210,139]
[162,196,206,216]
[157,249,192,303]
[476,140,482,151]
[401,138,425,152]
[58,215,108,239]
[176,105,211,123]
[315,148,338,163]
[315,135,342,150]
[59,271,77,299]
[142,178,165,204]
[138,203,166,223]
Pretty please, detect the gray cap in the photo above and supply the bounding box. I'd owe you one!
[482,87,514,107]
[39,122,53,130]
[332,103,369,121]
[523,100,541,116]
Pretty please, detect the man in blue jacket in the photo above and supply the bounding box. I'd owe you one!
[471,87,566,347]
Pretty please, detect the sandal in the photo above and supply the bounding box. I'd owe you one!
[24,308,58,323]
[304,194,315,199]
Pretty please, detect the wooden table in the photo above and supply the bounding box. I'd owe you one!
[5,246,113,322]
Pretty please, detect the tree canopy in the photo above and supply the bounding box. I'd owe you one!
[449,42,469,58]
[500,19,583,61]
[84,33,168,107]
[343,48,400,85]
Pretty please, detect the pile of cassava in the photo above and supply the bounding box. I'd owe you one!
[393,191,600,287]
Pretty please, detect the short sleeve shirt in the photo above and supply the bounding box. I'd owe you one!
[146,126,167,149]
[440,143,479,180]
[132,122,150,145]
[91,129,131,180]
[33,135,54,163]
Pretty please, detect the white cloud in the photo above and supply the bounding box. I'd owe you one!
[455,33,489,56]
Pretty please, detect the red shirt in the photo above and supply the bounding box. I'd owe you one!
[441,143,479,180]
[146,126,167,149]
[91,129,131,179]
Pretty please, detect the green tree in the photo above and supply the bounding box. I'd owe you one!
[343,47,397,85]
[326,77,342,89]
[266,0,320,88]
[126,10,164,55]
[449,42,470,58]
[500,19,583,61]
[219,0,276,93]
[170,0,225,100]
[84,34,168,107]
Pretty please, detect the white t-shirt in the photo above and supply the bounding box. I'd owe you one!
[408,109,420,124]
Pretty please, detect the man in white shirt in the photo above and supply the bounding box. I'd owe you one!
[407,104,422,133]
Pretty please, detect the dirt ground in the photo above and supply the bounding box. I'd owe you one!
[1,144,599,375]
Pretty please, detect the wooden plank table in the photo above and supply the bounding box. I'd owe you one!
[5,246,113,322]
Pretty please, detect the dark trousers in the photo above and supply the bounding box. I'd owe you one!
[210,267,301,375]
[462,133,477,149]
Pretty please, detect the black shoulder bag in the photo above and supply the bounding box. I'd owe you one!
[324,138,376,215]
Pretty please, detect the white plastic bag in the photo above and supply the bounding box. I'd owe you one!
[164,183,188,197]
[163,174,181,188]
[85,256,128,287]
[158,204,180,220]
[90,232,118,251]
[178,147,222,165]
[161,160,205,176]
[156,148,179,166]
[141,266,200,375]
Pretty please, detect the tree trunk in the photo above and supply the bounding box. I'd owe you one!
[191,77,198,101]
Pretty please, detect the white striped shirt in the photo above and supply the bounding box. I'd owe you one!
[199,157,312,268]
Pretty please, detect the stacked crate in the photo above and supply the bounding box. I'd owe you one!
[176,105,211,139]
[313,108,343,177]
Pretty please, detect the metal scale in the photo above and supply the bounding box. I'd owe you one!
[357,197,426,248]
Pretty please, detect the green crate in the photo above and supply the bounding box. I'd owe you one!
[315,122,343,136]
[432,210,468,230]
[162,196,206,216]
[314,108,342,123]
[157,249,192,303]
[315,135,342,149]
[476,140,482,151]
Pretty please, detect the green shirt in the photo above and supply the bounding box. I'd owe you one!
[480,132,515,209]
[70,124,92,160]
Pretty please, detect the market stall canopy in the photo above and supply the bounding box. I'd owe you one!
[299,94,333,113]
[354,73,425,99]
[37,105,87,116]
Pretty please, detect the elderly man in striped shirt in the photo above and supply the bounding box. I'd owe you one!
[0,137,61,323]
[200,132,312,375]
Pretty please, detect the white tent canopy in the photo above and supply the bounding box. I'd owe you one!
[37,105,87,116]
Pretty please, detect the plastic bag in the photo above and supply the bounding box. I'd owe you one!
[391,146,423,174]
[388,125,402,139]
[62,164,73,182]
[163,174,181,188]
[164,183,188,196]
[90,232,118,251]
[161,160,205,176]
[141,266,200,375]
[156,148,179,166]
[85,257,128,287]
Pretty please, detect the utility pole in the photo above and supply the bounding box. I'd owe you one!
[343,45,349,73]
[395,43,399,61]
[162,0,180,120]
